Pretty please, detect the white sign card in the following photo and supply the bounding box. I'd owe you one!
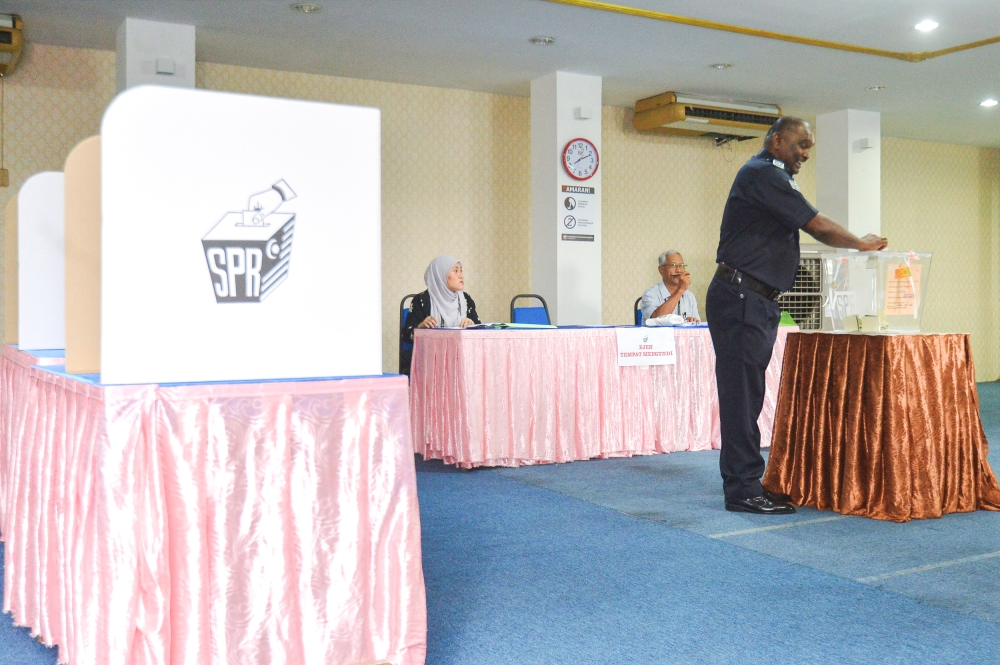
[560,184,596,242]
[615,327,676,366]
[885,264,922,316]
[101,86,382,384]
[18,172,66,350]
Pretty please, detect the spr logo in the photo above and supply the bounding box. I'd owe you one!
[202,180,296,303]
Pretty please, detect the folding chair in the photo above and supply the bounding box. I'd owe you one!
[399,293,419,374]
[509,294,551,325]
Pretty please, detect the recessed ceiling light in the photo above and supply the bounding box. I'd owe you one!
[982,99,999,107]
[291,3,321,13]
[709,63,733,70]
[529,36,556,46]
[915,19,938,32]
[866,85,888,91]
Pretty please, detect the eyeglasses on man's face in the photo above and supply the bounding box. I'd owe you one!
[664,263,688,269]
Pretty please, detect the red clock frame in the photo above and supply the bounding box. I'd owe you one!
[562,137,599,181]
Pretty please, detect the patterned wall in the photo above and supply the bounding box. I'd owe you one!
[600,105,817,326]
[0,45,117,343]
[882,137,1000,379]
[1,44,997,377]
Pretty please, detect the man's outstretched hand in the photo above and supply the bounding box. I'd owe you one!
[859,234,888,251]
[803,214,889,252]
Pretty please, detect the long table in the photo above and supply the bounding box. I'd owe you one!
[411,325,794,468]
[0,345,426,665]
[763,332,1000,522]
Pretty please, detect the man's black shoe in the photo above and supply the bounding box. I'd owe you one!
[762,488,794,505]
[725,495,796,514]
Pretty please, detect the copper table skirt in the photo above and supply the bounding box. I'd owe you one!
[762,332,1000,522]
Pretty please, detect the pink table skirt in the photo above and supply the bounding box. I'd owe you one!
[411,326,794,468]
[0,347,426,665]
[0,346,65,532]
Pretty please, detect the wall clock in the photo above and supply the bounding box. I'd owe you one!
[562,138,599,180]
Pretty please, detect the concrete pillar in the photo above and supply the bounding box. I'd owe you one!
[116,18,195,92]
[816,110,881,238]
[531,72,602,325]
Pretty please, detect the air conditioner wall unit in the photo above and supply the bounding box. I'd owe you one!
[0,14,24,77]
[633,92,781,139]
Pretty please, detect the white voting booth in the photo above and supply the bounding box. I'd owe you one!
[17,172,66,351]
[100,86,382,384]
[2,87,418,665]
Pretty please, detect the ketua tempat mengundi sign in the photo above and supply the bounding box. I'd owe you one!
[615,327,676,366]
[101,86,381,384]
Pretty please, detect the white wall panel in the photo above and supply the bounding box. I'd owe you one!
[101,86,381,383]
[18,172,65,350]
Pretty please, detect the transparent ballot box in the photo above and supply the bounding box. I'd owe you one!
[821,251,932,333]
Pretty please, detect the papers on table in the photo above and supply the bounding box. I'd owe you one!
[501,323,557,329]
[644,314,685,327]
[644,315,705,328]
[437,323,558,330]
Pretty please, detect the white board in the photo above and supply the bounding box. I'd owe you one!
[18,172,65,350]
[101,86,381,384]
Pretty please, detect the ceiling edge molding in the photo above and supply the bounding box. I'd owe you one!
[542,0,1000,63]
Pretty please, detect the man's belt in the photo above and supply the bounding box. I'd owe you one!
[715,264,783,301]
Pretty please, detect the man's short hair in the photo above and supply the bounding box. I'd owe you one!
[764,116,808,147]
[658,250,681,266]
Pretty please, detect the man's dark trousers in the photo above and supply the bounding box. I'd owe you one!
[706,275,782,500]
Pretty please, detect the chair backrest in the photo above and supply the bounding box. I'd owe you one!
[634,297,643,326]
[399,293,419,374]
[510,294,551,325]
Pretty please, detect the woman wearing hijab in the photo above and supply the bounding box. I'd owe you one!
[401,255,481,375]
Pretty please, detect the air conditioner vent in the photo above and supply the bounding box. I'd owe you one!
[684,106,776,127]
[778,257,823,330]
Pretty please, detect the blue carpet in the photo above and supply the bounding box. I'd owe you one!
[419,469,1000,664]
[0,544,59,664]
[494,451,1000,591]
[488,383,1000,625]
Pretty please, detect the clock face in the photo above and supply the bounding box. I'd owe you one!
[563,138,599,180]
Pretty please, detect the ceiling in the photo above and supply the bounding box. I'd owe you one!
[5,0,1000,146]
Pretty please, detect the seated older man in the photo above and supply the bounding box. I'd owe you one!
[640,250,701,323]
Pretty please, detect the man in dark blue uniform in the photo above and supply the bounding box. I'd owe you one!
[708,116,887,514]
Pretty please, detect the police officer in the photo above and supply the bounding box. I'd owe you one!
[708,117,887,514]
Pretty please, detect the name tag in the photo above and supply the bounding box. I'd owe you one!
[772,159,786,170]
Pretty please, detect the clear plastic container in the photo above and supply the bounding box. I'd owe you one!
[820,251,932,333]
